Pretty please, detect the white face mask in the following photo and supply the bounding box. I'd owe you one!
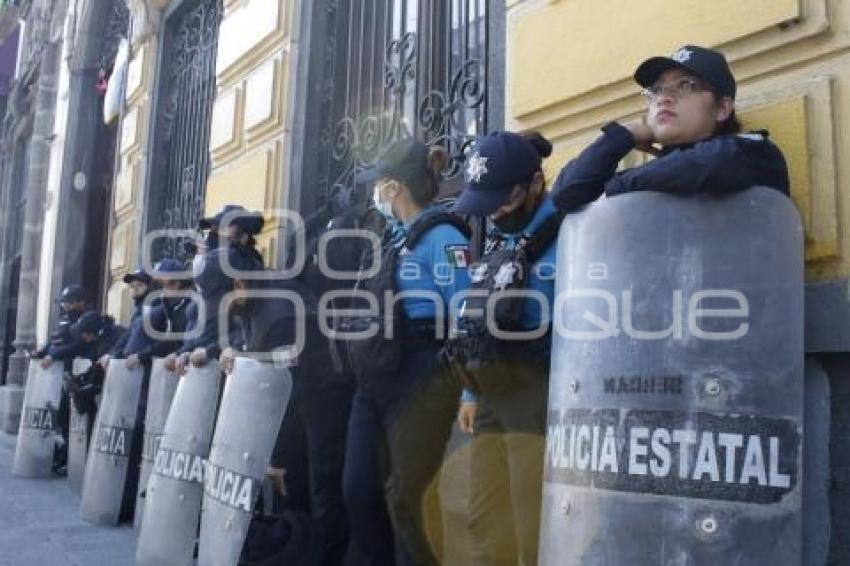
[191,253,205,280]
[373,187,395,220]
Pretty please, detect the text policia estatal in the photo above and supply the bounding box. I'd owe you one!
[545,409,799,503]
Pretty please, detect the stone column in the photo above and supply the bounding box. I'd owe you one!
[0,3,64,433]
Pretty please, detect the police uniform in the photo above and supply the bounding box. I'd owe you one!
[110,264,193,522]
[552,45,790,213]
[34,285,91,474]
[230,274,354,564]
[67,313,126,442]
[343,203,472,566]
[451,131,560,566]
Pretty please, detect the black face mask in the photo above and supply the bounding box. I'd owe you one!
[204,231,219,251]
[492,207,534,234]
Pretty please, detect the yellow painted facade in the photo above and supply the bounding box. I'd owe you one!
[207,0,296,265]
[105,0,298,318]
[506,0,850,282]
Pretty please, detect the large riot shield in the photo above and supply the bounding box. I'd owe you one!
[198,357,293,565]
[12,361,64,478]
[68,403,89,495]
[540,188,804,565]
[136,362,222,566]
[134,358,180,529]
[68,358,93,496]
[79,362,144,525]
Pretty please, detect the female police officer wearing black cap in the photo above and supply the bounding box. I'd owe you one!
[552,44,789,212]
[342,139,472,565]
[450,131,559,566]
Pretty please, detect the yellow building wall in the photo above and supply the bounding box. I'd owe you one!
[105,8,159,322]
[205,0,296,268]
[507,0,850,282]
[105,0,298,318]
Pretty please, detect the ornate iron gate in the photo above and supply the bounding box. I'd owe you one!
[147,0,223,260]
[311,0,488,206]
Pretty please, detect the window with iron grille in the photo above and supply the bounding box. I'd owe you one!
[145,0,223,261]
[308,0,488,209]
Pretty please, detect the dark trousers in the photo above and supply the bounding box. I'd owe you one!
[53,384,71,470]
[465,368,548,566]
[343,343,460,566]
[119,362,150,522]
[294,376,355,566]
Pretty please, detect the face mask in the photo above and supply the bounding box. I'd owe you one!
[191,253,206,280]
[204,231,219,251]
[373,187,395,221]
[492,209,533,234]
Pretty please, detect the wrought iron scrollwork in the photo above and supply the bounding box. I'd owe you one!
[312,1,488,209]
[148,0,223,261]
[101,0,130,69]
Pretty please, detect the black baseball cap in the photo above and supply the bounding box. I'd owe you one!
[151,258,188,279]
[122,268,152,285]
[71,311,106,337]
[635,45,736,99]
[453,132,542,216]
[57,284,86,303]
[199,205,265,236]
[357,139,431,190]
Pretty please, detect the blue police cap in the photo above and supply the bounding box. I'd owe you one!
[635,45,736,99]
[453,131,543,216]
[151,258,188,279]
[71,311,105,337]
[57,284,87,303]
[122,267,152,285]
[199,205,264,235]
[356,138,431,189]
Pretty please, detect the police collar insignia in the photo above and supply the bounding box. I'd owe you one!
[466,152,489,183]
[672,48,693,63]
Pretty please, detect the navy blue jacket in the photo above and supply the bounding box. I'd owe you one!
[112,296,192,364]
[180,247,261,359]
[110,293,156,360]
[39,309,88,364]
[552,122,790,213]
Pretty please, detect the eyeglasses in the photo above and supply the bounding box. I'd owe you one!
[641,78,708,102]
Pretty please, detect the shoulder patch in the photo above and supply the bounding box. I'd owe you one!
[444,244,471,268]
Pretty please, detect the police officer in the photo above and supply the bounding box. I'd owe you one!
[172,208,265,373]
[343,139,472,565]
[198,204,265,267]
[100,267,159,522]
[101,268,153,371]
[35,284,90,369]
[34,284,91,475]
[451,131,559,566]
[66,312,126,436]
[552,45,789,212]
[141,259,195,363]
[222,268,355,562]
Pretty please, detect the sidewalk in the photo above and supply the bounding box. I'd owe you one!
[0,432,136,566]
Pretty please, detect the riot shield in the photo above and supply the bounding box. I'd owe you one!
[67,357,93,496]
[197,357,293,565]
[12,361,64,478]
[79,362,144,525]
[136,362,222,566]
[134,358,180,529]
[541,188,804,565]
[68,403,89,495]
